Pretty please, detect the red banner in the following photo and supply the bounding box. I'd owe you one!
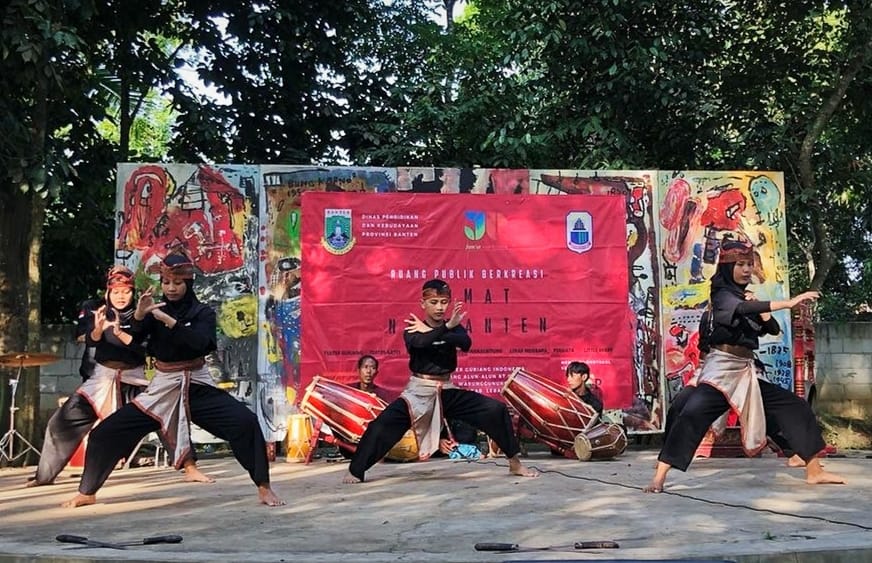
[300,192,634,408]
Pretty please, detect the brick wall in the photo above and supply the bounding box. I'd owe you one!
[38,324,83,415]
[814,322,872,419]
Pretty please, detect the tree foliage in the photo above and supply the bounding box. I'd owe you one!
[10,0,872,328]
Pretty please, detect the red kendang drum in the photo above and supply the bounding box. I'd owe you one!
[300,376,419,462]
[300,376,386,444]
[501,367,599,454]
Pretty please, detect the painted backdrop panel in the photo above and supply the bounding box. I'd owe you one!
[114,163,260,410]
[655,171,793,405]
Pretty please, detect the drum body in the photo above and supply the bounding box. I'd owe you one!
[573,422,628,461]
[285,414,314,462]
[385,430,419,462]
[300,376,387,443]
[300,376,419,461]
[501,368,598,451]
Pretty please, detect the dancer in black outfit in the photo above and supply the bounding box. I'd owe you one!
[645,240,844,492]
[28,267,147,486]
[344,279,538,483]
[62,252,284,507]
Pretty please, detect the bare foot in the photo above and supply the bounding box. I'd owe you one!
[805,458,845,485]
[786,454,806,468]
[61,493,96,508]
[257,484,285,506]
[807,471,846,485]
[183,465,216,483]
[25,479,51,488]
[642,481,664,493]
[342,472,362,484]
[643,461,671,493]
[508,455,539,478]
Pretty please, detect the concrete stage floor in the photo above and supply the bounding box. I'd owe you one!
[1,449,871,562]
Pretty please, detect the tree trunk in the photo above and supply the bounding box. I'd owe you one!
[21,196,46,466]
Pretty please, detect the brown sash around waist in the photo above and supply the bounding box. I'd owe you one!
[411,372,451,382]
[98,360,141,371]
[155,358,206,372]
[711,344,754,359]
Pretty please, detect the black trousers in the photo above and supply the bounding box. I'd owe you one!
[78,383,269,494]
[32,384,154,485]
[33,394,98,485]
[664,384,795,456]
[349,387,519,481]
[659,380,824,471]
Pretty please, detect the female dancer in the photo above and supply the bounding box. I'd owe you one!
[30,266,209,486]
[645,240,844,492]
[28,266,147,486]
[62,252,283,507]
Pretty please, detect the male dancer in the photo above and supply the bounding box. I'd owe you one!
[343,279,538,483]
[62,252,283,507]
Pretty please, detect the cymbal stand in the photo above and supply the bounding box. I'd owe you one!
[0,361,41,462]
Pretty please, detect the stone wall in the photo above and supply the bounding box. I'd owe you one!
[814,322,872,419]
[38,324,83,415]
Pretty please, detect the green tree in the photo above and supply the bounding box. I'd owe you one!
[346,0,872,316]
[0,0,103,464]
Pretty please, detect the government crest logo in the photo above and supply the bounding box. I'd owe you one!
[566,212,592,254]
[321,209,355,255]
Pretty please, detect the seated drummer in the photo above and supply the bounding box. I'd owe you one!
[436,419,484,460]
[548,361,605,457]
[334,355,394,459]
[354,354,396,403]
[565,361,603,416]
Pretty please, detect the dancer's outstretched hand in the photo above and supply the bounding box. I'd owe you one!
[445,301,466,329]
[790,290,820,308]
[404,313,433,333]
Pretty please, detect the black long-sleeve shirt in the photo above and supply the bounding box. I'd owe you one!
[75,299,100,380]
[709,293,780,350]
[573,385,604,415]
[404,323,471,376]
[88,312,147,367]
[132,302,217,362]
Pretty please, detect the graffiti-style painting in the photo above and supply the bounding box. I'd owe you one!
[258,166,396,441]
[115,164,794,440]
[115,163,260,411]
[469,169,530,194]
[530,170,662,432]
[655,171,792,403]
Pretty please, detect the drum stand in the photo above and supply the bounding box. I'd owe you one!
[0,362,41,463]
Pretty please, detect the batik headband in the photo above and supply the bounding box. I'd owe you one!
[160,257,195,280]
[718,240,754,264]
[106,265,135,289]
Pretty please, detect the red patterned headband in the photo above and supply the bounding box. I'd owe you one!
[106,266,135,289]
[160,260,195,280]
[718,241,754,264]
